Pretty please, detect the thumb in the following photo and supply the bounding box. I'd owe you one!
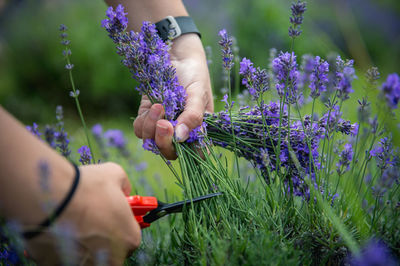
[175,96,205,142]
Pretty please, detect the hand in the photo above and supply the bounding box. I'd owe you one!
[25,163,141,266]
[133,33,214,159]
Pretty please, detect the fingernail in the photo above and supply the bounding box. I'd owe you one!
[149,106,162,120]
[175,123,189,142]
[157,123,169,137]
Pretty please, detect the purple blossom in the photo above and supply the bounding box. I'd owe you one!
[218,29,234,70]
[272,51,300,104]
[309,56,329,98]
[92,124,103,139]
[91,124,109,159]
[348,239,397,266]
[55,130,71,157]
[370,137,398,170]
[288,1,307,37]
[103,9,186,123]
[336,56,357,100]
[104,129,126,149]
[44,125,56,148]
[135,162,148,172]
[77,145,92,165]
[143,139,160,155]
[101,5,128,36]
[336,143,353,175]
[26,123,42,138]
[380,73,400,109]
[372,165,399,197]
[239,57,270,100]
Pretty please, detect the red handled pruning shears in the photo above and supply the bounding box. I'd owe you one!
[127,192,222,228]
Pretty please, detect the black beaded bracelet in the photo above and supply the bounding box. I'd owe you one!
[23,164,80,239]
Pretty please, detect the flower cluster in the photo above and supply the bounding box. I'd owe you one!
[348,239,397,266]
[27,106,71,158]
[370,137,398,170]
[218,29,234,70]
[336,143,353,175]
[309,56,329,98]
[239,57,270,101]
[77,146,92,165]
[272,52,300,104]
[102,5,186,123]
[380,73,400,109]
[335,56,356,100]
[102,5,207,147]
[288,1,307,37]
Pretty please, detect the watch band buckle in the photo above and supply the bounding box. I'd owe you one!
[158,16,182,40]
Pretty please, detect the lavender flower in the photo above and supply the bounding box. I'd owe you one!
[365,66,380,85]
[370,137,397,170]
[239,57,269,100]
[336,143,353,175]
[348,239,397,266]
[357,97,371,124]
[102,6,186,123]
[77,145,92,165]
[143,139,160,155]
[380,73,400,109]
[104,129,126,149]
[26,123,42,138]
[44,125,56,148]
[309,56,329,98]
[218,29,234,70]
[91,124,108,159]
[335,56,356,100]
[135,162,148,172]
[92,124,103,139]
[372,165,399,197]
[288,1,307,37]
[272,51,300,104]
[55,130,71,157]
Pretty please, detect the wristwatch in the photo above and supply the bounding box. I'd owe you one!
[155,16,201,42]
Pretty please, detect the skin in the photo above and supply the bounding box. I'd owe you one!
[106,0,214,160]
[0,106,141,265]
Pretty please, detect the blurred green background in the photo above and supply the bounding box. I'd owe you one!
[1,0,399,125]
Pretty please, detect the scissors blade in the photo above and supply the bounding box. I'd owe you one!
[142,192,222,224]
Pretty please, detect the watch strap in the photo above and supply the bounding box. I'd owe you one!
[155,16,201,42]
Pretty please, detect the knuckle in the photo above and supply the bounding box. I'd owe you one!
[188,110,203,126]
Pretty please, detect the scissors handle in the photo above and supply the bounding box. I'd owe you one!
[126,195,158,228]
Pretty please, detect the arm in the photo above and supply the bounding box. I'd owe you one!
[0,106,141,265]
[105,0,214,159]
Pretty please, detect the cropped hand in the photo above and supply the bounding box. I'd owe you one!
[133,33,214,159]
[25,163,141,266]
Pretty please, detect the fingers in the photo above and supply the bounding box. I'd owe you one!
[133,96,152,139]
[175,88,208,142]
[141,104,165,140]
[155,120,176,160]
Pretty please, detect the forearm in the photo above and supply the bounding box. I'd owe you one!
[0,106,74,228]
[104,0,188,31]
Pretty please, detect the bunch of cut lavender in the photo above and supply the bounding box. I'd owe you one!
[102,6,185,123]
